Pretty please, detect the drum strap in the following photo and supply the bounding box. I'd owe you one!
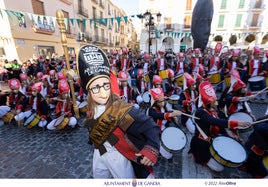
[89,99,134,154]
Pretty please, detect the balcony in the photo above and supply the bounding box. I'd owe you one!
[77,32,92,42]
[60,0,72,5]
[93,35,108,44]
[91,0,98,4]
[100,2,105,9]
[78,7,88,18]
[164,24,174,32]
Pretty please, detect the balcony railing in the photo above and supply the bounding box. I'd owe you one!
[78,7,88,17]
[94,35,108,44]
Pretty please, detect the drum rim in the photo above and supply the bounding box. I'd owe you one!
[210,135,248,166]
[55,117,69,130]
[248,76,264,81]
[228,112,254,130]
[161,127,187,153]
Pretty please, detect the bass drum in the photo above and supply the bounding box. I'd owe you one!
[210,136,247,167]
[161,126,187,154]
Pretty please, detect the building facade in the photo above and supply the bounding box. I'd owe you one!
[0,0,138,62]
[139,0,268,54]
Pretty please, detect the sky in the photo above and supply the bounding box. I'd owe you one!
[110,0,141,31]
[110,0,140,15]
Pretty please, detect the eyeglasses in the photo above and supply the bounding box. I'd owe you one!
[89,82,111,94]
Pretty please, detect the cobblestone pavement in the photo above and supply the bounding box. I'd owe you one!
[0,81,267,179]
[0,101,267,179]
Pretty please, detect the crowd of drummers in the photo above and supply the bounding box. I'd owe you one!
[0,44,268,178]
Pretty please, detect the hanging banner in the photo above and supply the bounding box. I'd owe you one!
[116,17,121,27]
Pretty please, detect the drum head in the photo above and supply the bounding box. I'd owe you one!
[161,127,187,153]
[24,114,35,127]
[54,115,65,127]
[248,76,264,82]
[78,101,88,108]
[212,136,247,164]
[169,94,180,101]
[142,92,150,103]
[47,119,57,130]
[208,71,218,75]
[229,112,253,130]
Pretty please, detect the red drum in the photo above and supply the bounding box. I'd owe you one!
[248,76,266,91]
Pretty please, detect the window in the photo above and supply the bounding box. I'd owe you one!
[218,15,225,28]
[235,14,242,27]
[251,14,259,27]
[37,46,55,58]
[0,47,5,57]
[254,0,262,8]
[32,0,45,15]
[238,0,245,8]
[165,17,172,29]
[93,7,97,19]
[220,0,227,9]
[184,15,191,28]
[186,0,192,10]
[62,10,71,34]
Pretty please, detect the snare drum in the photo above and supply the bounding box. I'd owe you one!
[158,70,168,79]
[78,101,88,113]
[248,76,266,91]
[161,127,187,153]
[174,74,184,87]
[263,155,268,172]
[229,112,254,143]
[24,113,41,129]
[142,91,150,104]
[144,74,150,83]
[54,115,69,130]
[160,143,173,159]
[224,76,231,87]
[2,111,15,124]
[168,94,180,105]
[208,71,221,84]
[229,112,253,133]
[209,136,247,167]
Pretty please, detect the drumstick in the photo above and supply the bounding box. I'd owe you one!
[251,118,268,125]
[213,80,225,87]
[181,112,200,120]
[254,86,268,96]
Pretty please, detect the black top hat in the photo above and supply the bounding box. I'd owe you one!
[77,45,110,91]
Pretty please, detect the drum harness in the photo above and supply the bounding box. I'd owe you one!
[87,99,136,155]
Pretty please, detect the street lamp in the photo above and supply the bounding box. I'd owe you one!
[143,10,162,54]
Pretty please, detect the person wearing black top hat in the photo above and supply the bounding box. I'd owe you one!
[77,45,160,179]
